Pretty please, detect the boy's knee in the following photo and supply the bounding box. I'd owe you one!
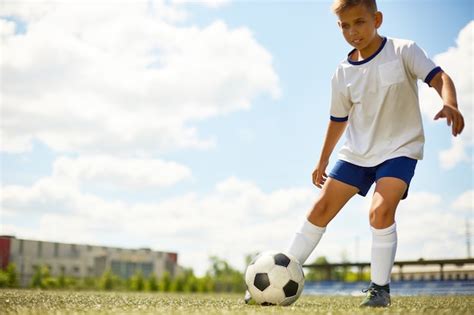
[369,205,395,229]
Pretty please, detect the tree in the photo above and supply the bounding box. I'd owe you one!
[305,256,331,281]
[338,250,350,281]
[158,271,171,292]
[31,265,51,289]
[169,276,183,292]
[130,270,145,291]
[146,273,159,292]
[99,269,116,291]
[58,270,66,289]
[196,274,214,293]
[207,256,245,292]
[183,274,198,293]
[0,270,8,288]
[179,268,201,293]
[6,263,18,287]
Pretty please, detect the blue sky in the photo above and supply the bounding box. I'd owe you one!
[1,0,473,275]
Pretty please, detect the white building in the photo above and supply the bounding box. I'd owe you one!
[0,235,179,286]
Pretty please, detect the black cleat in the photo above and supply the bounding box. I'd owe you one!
[359,283,391,307]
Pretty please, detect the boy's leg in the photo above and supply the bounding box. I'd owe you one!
[246,177,359,304]
[362,177,407,307]
[287,177,359,264]
[370,177,406,229]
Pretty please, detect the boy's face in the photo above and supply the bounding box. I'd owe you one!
[337,4,382,52]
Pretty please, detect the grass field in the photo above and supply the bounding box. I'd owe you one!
[1,289,473,314]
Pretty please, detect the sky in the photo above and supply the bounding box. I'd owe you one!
[0,0,473,276]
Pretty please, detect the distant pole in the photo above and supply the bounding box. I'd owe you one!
[467,217,472,259]
[355,236,359,263]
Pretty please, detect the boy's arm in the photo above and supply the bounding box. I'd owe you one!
[312,120,347,188]
[429,71,465,137]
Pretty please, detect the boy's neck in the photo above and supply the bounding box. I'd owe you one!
[351,34,384,61]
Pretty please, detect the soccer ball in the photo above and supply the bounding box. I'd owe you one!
[245,251,305,306]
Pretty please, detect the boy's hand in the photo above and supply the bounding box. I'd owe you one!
[434,105,465,137]
[312,160,329,189]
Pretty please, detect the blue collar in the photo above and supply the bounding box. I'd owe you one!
[347,37,387,65]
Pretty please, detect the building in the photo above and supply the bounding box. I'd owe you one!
[0,235,179,287]
[391,264,474,281]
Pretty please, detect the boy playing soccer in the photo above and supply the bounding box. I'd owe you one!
[285,0,464,308]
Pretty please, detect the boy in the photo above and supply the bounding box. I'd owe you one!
[285,0,464,308]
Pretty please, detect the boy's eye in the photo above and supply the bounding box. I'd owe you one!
[356,20,365,25]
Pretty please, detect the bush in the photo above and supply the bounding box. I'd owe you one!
[146,273,159,292]
[207,256,245,293]
[130,271,145,291]
[79,277,97,290]
[158,271,171,292]
[183,274,198,293]
[0,270,8,288]
[31,265,51,289]
[99,269,121,291]
[6,263,19,287]
[196,275,214,293]
[15,256,246,293]
[57,271,66,288]
[0,264,18,288]
[169,273,185,292]
[43,277,59,289]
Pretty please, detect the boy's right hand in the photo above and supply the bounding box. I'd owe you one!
[312,160,329,189]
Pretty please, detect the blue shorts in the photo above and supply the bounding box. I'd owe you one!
[328,156,418,200]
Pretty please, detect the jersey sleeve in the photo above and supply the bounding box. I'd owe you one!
[330,70,352,122]
[403,41,442,86]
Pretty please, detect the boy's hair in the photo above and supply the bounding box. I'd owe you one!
[332,0,378,15]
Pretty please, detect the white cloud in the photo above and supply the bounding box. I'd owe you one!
[1,155,192,216]
[452,190,474,216]
[419,21,473,170]
[0,0,57,23]
[439,136,470,169]
[0,0,280,155]
[0,0,187,24]
[0,19,16,38]
[52,155,192,189]
[452,190,473,209]
[171,0,231,9]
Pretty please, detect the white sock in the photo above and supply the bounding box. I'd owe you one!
[370,223,397,286]
[287,219,326,264]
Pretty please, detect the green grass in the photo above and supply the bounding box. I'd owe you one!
[1,289,473,314]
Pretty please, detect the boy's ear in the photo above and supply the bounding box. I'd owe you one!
[374,11,383,29]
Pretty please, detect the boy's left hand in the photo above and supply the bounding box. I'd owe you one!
[434,105,465,137]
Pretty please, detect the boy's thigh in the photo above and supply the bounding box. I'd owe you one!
[321,177,360,203]
[372,177,408,210]
[375,156,417,200]
[308,178,359,226]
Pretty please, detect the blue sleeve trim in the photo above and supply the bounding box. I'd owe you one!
[330,116,349,122]
[424,66,442,86]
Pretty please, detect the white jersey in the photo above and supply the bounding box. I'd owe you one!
[330,37,441,167]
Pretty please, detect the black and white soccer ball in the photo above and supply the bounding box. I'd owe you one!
[245,251,304,306]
